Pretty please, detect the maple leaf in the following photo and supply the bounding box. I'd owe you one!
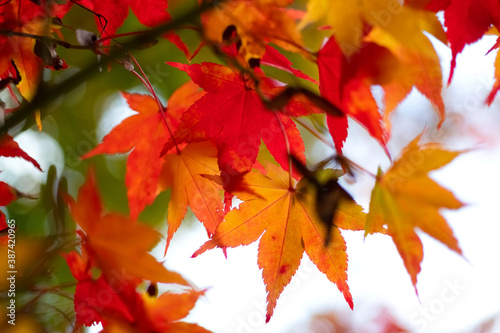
[0,1,72,129]
[261,45,318,84]
[318,21,445,153]
[366,20,446,129]
[201,0,304,62]
[164,62,319,179]
[79,0,192,57]
[65,169,189,285]
[318,38,391,153]
[302,0,447,128]
[65,250,210,332]
[0,4,71,70]
[0,181,17,230]
[406,0,451,12]
[365,135,464,291]
[66,251,137,327]
[193,163,379,322]
[9,20,44,103]
[143,288,210,332]
[83,81,205,219]
[0,134,42,170]
[0,182,16,207]
[160,142,224,252]
[441,0,500,83]
[487,40,500,105]
[80,0,170,38]
[300,0,396,55]
[300,0,444,54]
[0,133,41,230]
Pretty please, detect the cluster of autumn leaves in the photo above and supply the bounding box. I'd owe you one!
[1,0,500,331]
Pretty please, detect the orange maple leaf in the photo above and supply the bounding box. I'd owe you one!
[142,288,211,333]
[202,0,304,62]
[65,169,189,285]
[83,81,205,219]
[160,141,224,253]
[193,163,378,322]
[365,135,464,292]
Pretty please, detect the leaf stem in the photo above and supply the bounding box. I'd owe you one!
[0,30,94,50]
[273,112,293,189]
[128,53,162,107]
[98,30,150,44]
[127,53,181,154]
[295,117,334,149]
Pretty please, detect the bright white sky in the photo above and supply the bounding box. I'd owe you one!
[1,33,500,333]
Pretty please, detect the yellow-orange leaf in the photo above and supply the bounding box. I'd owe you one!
[194,163,371,322]
[160,142,224,252]
[366,135,464,291]
[366,16,445,129]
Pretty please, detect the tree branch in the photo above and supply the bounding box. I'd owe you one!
[0,1,218,136]
[0,30,93,50]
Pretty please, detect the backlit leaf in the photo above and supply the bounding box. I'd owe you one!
[193,163,378,322]
[366,135,464,291]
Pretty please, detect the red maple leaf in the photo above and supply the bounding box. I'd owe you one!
[442,0,500,83]
[0,182,17,231]
[261,45,319,84]
[0,182,16,207]
[163,62,319,180]
[78,0,191,57]
[318,37,389,153]
[0,134,42,171]
[79,0,170,38]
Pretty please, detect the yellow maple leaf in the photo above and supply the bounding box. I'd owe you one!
[300,0,396,55]
[365,135,464,291]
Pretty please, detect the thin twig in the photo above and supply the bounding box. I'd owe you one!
[128,53,181,153]
[295,118,377,178]
[273,113,294,188]
[0,30,93,50]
